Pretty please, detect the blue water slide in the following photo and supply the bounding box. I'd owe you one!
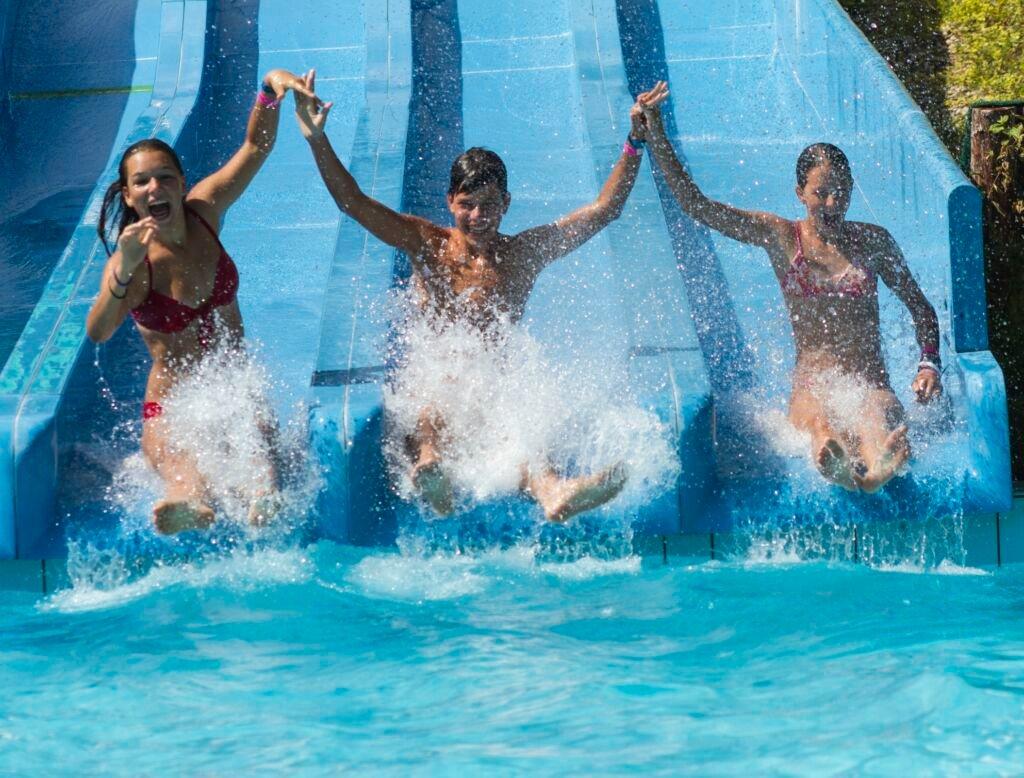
[1,0,1011,558]
[0,0,207,558]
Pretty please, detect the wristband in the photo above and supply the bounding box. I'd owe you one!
[112,267,132,287]
[917,360,940,375]
[109,281,127,300]
[256,89,281,109]
[626,133,646,148]
[623,139,642,158]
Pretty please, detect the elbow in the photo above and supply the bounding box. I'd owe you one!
[595,200,625,225]
[85,323,108,345]
[85,314,112,344]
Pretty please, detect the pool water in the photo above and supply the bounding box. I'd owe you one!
[2,539,1023,773]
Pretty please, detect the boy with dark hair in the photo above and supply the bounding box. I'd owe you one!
[296,72,647,520]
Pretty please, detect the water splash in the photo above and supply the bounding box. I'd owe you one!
[43,541,313,613]
[86,343,322,549]
[382,299,681,516]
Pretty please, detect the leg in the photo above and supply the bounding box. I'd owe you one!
[141,418,215,534]
[409,407,454,515]
[852,390,910,494]
[247,408,284,527]
[523,463,628,523]
[789,387,859,491]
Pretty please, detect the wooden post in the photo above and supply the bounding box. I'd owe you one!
[970,104,1024,481]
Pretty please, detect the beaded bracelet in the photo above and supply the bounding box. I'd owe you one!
[256,89,282,109]
[623,136,644,157]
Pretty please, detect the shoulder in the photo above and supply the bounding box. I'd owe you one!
[849,221,898,260]
[184,197,221,234]
[847,220,892,246]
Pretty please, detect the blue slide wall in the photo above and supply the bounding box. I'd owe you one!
[0,0,1011,557]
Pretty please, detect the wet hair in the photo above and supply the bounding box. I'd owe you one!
[97,138,185,256]
[795,143,852,188]
[448,147,508,197]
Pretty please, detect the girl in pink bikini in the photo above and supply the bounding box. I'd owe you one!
[86,68,316,533]
[633,82,942,492]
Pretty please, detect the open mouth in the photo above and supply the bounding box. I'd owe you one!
[149,202,171,221]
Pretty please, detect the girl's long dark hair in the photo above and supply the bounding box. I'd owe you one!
[97,138,185,256]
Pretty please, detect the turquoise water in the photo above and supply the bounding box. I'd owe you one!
[2,539,1023,773]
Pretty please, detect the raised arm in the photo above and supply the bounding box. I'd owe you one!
[293,71,437,257]
[186,69,315,223]
[871,227,942,402]
[511,137,643,268]
[638,82,782,247]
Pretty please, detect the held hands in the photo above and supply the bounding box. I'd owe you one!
[912,367,942,404]
[293,69,332,140]
[631,80,670,140]
[262,68,316,101]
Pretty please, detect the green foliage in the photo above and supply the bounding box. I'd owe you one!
[939,0,1024,113]
[840,0,1024,153]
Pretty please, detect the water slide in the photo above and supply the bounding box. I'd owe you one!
[0,0,1011,559]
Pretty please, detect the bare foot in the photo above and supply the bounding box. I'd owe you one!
[855,425,910,494]
[248,491,283,527]
[412,460,455,516]
[815,438,858,491]
[536,464,628,523]
[153,499,215,534]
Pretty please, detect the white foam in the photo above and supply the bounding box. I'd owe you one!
[104,343,321,533]
[873,559,990,577]
[382,300,680,514]
[41,545,313,613]
[347,553,488,601]
[536,554,642,579]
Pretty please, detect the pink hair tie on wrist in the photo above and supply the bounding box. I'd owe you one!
[623,140,641,158]
[256,89,281,109]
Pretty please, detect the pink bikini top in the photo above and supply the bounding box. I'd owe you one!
[782,222,873,299]
[130,208,239,337]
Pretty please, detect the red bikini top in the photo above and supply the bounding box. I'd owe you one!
[781,221,874,299]
[130,207,239,335]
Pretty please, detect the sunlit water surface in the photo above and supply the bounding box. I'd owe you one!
[2,541,1023,774]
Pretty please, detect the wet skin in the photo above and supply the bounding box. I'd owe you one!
[634,81,941,491]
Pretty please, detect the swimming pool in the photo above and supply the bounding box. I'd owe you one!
[3,537,1023,773]
[1,0,1020,770]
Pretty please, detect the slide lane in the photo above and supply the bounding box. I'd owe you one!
[314,0,714,542]
[53,0,377,552]
[0,0,207,559]
[615,0,1011,525]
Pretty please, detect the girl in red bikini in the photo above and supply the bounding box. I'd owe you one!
[86,68,317,533]
[633,82,942,492]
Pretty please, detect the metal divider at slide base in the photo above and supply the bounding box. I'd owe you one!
[0,0,207,559]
